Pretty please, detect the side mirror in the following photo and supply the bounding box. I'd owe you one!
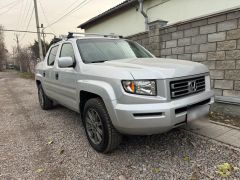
[58,57,74,68]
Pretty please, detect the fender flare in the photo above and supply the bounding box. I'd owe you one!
[77,80,119,126]
[35,72,43,84]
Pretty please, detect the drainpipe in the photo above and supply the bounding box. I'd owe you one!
[138,0,148,31]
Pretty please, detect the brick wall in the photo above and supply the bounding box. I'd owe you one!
[127,32,150,50]
[126,8,240,98]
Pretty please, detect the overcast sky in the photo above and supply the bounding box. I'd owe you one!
[0,0,124,52]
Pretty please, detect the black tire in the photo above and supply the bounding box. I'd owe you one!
[83,98,122,153]
[37,84,53,110]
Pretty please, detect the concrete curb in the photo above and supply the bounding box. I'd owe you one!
[210,120,240,130]
[181,128,240,151]
[181,119,240,150]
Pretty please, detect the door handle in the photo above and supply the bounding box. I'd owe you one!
[43,71,45,77]
[55,72,59,80]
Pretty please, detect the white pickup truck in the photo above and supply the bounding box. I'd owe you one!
[35,33,214,153]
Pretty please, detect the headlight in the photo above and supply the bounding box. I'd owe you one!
[122,80,157,96]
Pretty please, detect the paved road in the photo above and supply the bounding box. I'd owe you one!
[0,71,239,179]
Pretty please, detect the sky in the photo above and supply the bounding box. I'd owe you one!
[0,0,124,53]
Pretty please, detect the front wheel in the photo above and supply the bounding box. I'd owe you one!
[37,84,53,110]
[83,98,122,153]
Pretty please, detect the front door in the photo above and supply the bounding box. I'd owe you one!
[52,43,78,111]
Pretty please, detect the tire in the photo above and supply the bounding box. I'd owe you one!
[37,84,53,110]
[83,98,122,153]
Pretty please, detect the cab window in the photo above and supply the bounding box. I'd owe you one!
[47,45,59,66]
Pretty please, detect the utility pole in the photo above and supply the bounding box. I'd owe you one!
[14,34,22,72]
[33,0,44,61]
[41,24,47,56]
[15,34,20,52]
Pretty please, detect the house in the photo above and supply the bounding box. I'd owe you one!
[78,0,240,36]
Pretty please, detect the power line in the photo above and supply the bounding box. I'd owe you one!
[71,0,92,14]
[45,0,91,29]
[0,1,20,16]
[63,0,81,12]
[21,0,32,28]
[19,7,34,41]
[17,0,27,32]
[18,0,29,29]
[39,0,56,34]
[0,0,17,10]
[2,29,55,36]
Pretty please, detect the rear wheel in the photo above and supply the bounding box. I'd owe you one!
[83,98,122,153]
[37,84,53,110]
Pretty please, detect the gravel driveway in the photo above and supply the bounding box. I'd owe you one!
[0,71,239,179]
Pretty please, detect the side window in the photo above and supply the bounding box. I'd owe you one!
[47,45,59,66]
[60,43,75,60]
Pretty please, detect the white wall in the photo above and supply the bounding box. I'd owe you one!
[86,6,146,36]
[85,0,240,36]
[148,0,240,24]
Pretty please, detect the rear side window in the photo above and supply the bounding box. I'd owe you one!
[47,45,59,66]
[60,43,75,60]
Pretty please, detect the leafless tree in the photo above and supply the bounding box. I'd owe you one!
[0,25,7,71]
[16,47,33,73]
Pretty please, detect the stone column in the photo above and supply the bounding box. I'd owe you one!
[148,20,168,57]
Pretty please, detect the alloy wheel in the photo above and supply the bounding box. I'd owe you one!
[85,108,104,145]
[38,88,44,107]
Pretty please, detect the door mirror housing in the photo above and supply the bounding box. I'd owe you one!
[58,57,74,68]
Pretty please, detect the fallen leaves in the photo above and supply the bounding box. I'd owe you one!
[59,149,64,155]
[47,140,53,145]
[209,111,240,128]
[216,162,239,177]
[183,155,190,162]
[35,168,44,173]
[152,167,161,174]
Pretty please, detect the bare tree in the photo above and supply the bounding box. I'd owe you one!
[16,47,33,73]
[0,25,7,71]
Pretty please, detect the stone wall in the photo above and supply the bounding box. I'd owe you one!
[127,32,150,50]
[126,8,240,99]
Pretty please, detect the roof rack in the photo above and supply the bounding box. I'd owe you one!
[66,32,123,39]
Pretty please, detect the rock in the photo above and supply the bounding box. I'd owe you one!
[119,175,127,180]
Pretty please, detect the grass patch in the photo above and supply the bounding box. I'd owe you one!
[18,72,35,80]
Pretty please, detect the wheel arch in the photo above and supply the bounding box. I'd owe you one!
[79,91,101,118]
[77,80,119,127]
[36,80,41,87]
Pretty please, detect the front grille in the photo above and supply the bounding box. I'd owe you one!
[170,76,205,99]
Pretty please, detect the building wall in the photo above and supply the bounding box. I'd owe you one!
[85,0,240,36]
[147,0,240,24]
[127,8,240,98]
[86,6,145,37]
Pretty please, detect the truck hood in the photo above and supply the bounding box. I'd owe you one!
[96,58,209,79]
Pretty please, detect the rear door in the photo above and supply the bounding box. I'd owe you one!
[42,45,60,99]
[52,42,79,111]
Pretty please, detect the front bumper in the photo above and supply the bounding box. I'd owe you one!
[112,90,214,135]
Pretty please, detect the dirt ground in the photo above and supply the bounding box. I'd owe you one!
[209,111,240,128]
[0,71,239,179]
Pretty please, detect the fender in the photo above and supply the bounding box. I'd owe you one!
[35,71,43,82]
[76,80,120,127]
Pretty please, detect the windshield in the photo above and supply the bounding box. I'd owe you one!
[76,39,154,63]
